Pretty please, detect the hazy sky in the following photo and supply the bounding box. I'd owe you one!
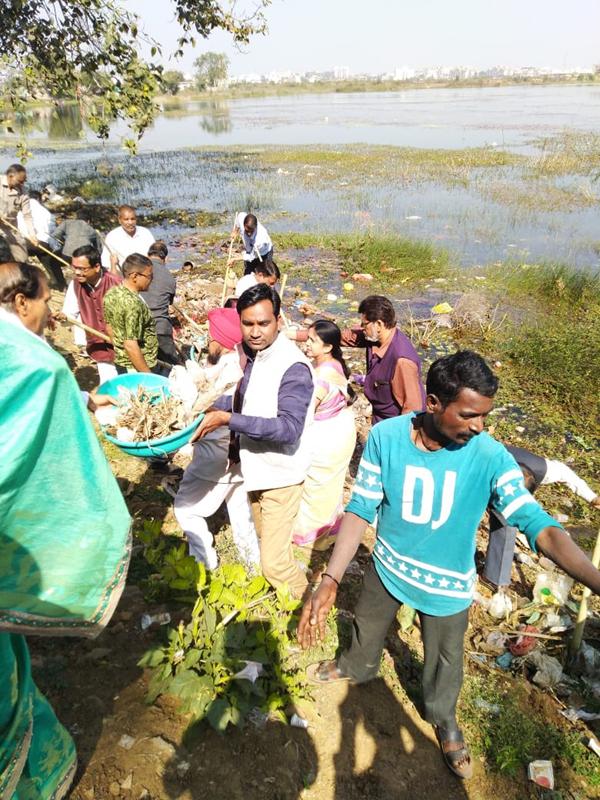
[126,1,600,75]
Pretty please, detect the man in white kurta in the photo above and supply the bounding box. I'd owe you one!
[100,205,154,273]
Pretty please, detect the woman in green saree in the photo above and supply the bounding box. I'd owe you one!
[0,262,131,798]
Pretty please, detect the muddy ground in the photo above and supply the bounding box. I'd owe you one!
[29,252,600,800]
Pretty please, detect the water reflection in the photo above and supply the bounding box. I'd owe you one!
[11,103,83,140]
[198,101,232,135]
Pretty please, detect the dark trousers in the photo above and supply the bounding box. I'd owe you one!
[28,244,66,291]
[157,333,183,366]
[243,248,273,275]
[338,560,469,731]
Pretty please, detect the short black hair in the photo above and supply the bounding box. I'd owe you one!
[122,253,152,277]
[6,163,26,176]
[426,350,499,407]
[75,206,91,222]
[72,245,101,266]
[148,240,168,260]
[256,258,280,281]
[0,237,13,263]
[243,213,257,228]
[358,295,396,328]
[28,189,41,202]
[237,282,281,317]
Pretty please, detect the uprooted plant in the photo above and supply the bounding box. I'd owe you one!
[138,563,311,731]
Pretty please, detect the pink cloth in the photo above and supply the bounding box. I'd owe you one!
[208,308,242,349]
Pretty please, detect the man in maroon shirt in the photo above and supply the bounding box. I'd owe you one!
[289,294,424,424]
[58,245,122,383]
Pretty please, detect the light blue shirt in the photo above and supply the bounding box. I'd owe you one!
[346,413,560,616]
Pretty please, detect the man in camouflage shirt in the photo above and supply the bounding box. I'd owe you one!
[103,253,160,374]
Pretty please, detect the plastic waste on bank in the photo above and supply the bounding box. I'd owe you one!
[290,713,309,729]
[488,589,512,619]
[140,612,171,631]
[432,302,453,314]
[485,631,507,654]
[533,570,573,606]
[588,738,600,758]
[526,650,563,688]
[575,641,600,676]
[528,760,554,789]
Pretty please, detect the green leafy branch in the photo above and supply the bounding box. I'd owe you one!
[138,562,310,732]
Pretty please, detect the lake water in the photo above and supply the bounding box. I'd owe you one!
[5,85,600,269]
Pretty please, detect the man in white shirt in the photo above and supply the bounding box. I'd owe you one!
[101,205,154,274]
[231,212,273,275]
[17,190,65,290]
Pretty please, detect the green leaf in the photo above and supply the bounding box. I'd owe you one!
[206,697,240,731]
[206,579,224,605]
[138,647,166,668]
[247,575,269,598]
[183,649,202,669]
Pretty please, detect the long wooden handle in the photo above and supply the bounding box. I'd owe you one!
[63,314,112,343]
[172,303,205,334]
[570,527,600,656]
[1,215,71,268]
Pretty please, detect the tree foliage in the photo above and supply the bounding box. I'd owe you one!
[194,51,230,90]
[0,1,270,154]
[161,70,185,95]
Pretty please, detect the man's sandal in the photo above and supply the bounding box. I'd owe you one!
[306,660,354,686]
[435,727,473,780]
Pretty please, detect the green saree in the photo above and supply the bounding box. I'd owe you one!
[0,318,131,798]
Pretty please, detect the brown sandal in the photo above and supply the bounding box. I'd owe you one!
[435,727,473,780]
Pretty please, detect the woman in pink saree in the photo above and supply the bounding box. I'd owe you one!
[293,320,357,550]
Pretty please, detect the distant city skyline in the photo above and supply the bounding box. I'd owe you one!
[125,0,600,76]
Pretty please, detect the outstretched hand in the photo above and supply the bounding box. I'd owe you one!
[297,578,338,649]
[190,409,231,443]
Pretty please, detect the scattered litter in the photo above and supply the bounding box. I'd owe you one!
[140,612,171,630]
[561,707,600,723]
[398,604,416,631]
[526,650,563,688]
[575,641,600,676]
[555,513,569,524]
[528,759,554,789]
[405,215,422,220]
[326,293,338,301]
[150,736,176,759]
[431,302,453,314]
[352,273,374,282]
[509,625,538,657]
[290,713,309,729]
[234,661,264,683]
[472,591,490,611]
[588,738,600,758]
[118,734,136,750]
[247,707,269,728]
[474,698,500,716]
[342,282,354,291]
[176,761,191,777]
[533,571,573,606]
[495,652,513,670]
[485,631,508,654]
[488,590,512,619]
[515,552,535,567]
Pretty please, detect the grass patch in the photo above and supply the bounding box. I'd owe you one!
[483,179,598,211]
[275,231,451,285]
[480,263,600,427]
[530,131,600,177]
[462,674,600,785]
[257,144,521,189]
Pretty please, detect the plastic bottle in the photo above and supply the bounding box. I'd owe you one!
[140,612,171,631]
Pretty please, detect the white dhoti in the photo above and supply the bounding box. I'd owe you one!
[174,429,260,570]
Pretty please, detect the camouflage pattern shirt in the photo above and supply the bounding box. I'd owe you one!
[103,285,158,369]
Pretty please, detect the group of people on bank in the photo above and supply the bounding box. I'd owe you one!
[1,159,600,795]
